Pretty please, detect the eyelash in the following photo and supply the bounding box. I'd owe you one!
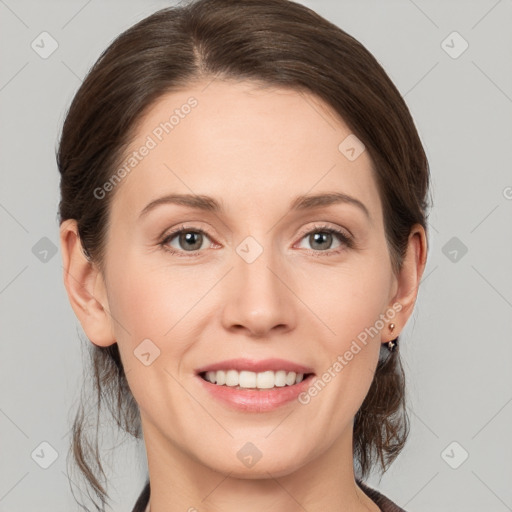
[159,223,353,258]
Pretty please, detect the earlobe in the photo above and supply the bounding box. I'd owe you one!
[385,224,428,340]
[59,219,116,347]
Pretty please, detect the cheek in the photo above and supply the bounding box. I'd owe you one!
[106,258,211,372]
[106,264,193,410]
[108,252,191,329]
[110,270,171,339]
[303,260,391,345]
[307,265,389,425]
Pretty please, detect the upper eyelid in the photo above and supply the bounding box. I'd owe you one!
[296,222,351,238]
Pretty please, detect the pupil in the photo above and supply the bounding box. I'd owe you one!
[181,232,202,251]
[311,232,331,250]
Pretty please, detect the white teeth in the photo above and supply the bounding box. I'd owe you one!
[203,369,307,389]
[225,370,239,386]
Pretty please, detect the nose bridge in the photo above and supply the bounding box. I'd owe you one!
[222,232,295,335]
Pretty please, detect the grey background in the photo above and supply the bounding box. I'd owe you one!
[1,0,511,511]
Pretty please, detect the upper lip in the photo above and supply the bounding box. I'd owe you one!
[195,358,315,375]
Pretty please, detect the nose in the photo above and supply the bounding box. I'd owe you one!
[220,241,296,338]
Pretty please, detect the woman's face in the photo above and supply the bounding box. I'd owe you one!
[73,79,417,479]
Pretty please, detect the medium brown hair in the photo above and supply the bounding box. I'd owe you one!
[57,0,431,509]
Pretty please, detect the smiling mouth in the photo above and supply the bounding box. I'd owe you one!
[198,371,315,390]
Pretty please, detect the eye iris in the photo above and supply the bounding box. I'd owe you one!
[310,231,332,250]
[180,232,202,251]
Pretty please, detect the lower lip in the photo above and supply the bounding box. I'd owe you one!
[195,373,316,412]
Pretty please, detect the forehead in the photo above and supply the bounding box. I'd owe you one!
[109,79,382,225]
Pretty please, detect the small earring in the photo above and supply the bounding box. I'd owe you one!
[387,323,398,352]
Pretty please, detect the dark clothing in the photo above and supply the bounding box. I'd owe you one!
[357,480,407,512]
[131,480,150,512]
[131,479,406,511]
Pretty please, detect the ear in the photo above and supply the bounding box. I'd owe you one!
[384,223,428,343]
[59,219,116,347]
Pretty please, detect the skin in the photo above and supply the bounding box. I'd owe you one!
[60,78,427,512]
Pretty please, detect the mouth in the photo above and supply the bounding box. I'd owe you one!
[195,367,317,412]
[198,370,316,390]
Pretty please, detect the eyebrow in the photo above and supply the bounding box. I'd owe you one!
[138,191,371,220]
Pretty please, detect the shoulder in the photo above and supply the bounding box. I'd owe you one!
[356,479,407,512]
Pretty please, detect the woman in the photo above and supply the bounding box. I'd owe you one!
[57,0,430,510]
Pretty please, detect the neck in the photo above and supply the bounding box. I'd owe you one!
[141,418,379,512]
